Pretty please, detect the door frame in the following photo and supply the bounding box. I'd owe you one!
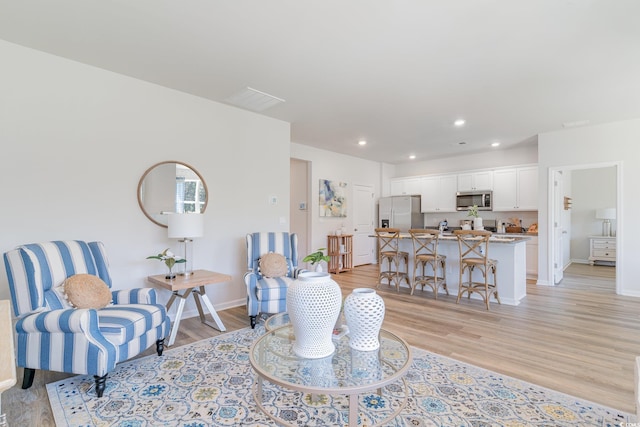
[546,161,622,293]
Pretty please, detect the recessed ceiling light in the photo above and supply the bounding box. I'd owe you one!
[358,140,367,146]
[409,154,416,160]
[454,119,466,127]
[491,142,500,147]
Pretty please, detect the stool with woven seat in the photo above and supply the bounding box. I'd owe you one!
[375,228,409,292]
[409,229,448,298]
[454,230,500,310]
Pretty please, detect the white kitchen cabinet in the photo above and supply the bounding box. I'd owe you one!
[420,175,457,213]
[493,166,538,211]
[588,236,616,265]
[390,177,421,196]
[526,236,538,279]
[457,170,493,192]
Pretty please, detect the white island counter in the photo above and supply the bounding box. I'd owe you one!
[375,233,529,306]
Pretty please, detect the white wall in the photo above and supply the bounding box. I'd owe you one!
[538,118,640,295]
[0,40,291,319]
[291,143,382,265]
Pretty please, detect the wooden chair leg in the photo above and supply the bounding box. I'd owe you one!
[94,374,107,397]
[22,368,35,389]
[156,338,165,356]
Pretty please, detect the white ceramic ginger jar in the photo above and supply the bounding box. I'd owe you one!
[286,272,342,358]
[344,288,385,351]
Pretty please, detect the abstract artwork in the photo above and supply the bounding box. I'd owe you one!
[319,179,347,217]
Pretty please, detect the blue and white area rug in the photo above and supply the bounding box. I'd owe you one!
[47,326,632,426]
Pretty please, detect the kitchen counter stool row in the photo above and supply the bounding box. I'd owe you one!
[374,228,500,310]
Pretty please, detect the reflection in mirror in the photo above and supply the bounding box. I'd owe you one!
[137,161,208,227]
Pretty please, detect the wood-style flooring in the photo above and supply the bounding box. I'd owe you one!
[3,262,636,426]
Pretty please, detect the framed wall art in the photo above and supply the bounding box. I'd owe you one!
[319,179,347,217]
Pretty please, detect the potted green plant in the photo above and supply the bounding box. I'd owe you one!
[147,248,186,279]
[467,205,483,230]
[303,248,331,272]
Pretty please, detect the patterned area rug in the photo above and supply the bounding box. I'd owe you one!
[47,326,632,426]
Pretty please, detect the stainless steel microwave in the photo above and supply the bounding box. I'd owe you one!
[456,191,493,211]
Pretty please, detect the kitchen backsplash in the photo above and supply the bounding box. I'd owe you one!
[424,211,539,230]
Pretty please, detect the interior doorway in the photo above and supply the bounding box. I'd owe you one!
[290,158,310,260]
[549,162,621,293]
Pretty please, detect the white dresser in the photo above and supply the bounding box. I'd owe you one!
[588,236,616,265]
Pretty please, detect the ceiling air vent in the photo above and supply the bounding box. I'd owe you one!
[224,87,285,112]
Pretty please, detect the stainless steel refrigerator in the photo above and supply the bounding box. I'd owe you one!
[378,195,423,231]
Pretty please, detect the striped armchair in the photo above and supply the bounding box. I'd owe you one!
[244,232,305,328]
[3,240,170,397]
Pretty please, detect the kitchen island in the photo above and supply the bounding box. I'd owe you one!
[373,232,529,305]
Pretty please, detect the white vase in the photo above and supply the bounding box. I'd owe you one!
[315,263,323,272]
[344,288,385,351]
[473,217,483,230]
[286,272,342,358]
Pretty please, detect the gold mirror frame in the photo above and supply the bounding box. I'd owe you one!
[137,160,208,228]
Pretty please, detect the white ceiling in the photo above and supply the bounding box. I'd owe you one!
[2,0,639,164]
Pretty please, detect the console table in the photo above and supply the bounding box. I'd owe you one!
[147,269,231,346]
[588,235,616,265]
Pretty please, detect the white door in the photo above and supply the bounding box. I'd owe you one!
[353,184,375,266]
[553,170,564,284]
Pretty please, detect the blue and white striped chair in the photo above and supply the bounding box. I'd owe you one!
[244,232,304,328]
[3,240,170,397]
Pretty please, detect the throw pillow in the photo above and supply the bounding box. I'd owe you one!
[259,253,288,278]
[64,274,112,309]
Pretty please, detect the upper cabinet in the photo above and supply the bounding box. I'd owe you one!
[493,166,538,211]
[390,177,421,196]
[457,170,493,192]
[420,175,457,213]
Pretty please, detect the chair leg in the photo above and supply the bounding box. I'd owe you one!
[94,374,107,398]
[156,338,165,356]
[22,368,35,389]
[250,315,257,329]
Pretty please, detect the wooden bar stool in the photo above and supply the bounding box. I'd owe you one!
[408,229,448,298]
[453,230,500,310]
[374,228,409,292]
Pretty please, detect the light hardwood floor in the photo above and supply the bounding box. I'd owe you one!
[3,262,636,425]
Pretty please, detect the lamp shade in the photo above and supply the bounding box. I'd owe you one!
[167,213,204,238]
[595,208,616,220]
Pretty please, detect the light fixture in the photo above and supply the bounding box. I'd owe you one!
[168,213,204,275]
[409,154,416,160]
[595,208,616,237]
[454,119,466,127]
[358,140,367,146]
[491,142,501,147]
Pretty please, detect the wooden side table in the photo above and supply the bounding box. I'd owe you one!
[0,300,16,416]
[147,269,231,346]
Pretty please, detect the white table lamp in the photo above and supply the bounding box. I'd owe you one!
[168,213,204,275]
[595,208,616,237]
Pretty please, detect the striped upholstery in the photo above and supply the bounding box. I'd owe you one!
[3,240,170,378]
[244,232,304,321]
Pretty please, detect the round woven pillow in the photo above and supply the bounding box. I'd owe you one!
[64,274,112,309]
[259,253,288,278]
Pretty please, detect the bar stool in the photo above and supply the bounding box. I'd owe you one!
[453,230,500,310]
[408,229,448,298]
[374,228,409,292]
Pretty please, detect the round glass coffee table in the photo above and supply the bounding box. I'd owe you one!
[249,324,412,426]
[263,312,289,331]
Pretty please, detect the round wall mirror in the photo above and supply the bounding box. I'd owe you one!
[137,161,208,227]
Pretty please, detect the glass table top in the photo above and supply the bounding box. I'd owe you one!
[249,324,412,393]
